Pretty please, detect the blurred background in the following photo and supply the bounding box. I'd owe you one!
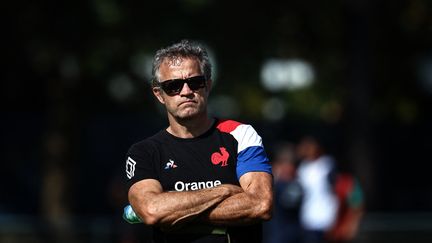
[2,0,432,242]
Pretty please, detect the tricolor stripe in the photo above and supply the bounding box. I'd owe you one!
[216,120,272,179]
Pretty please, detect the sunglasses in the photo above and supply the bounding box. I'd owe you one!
[156,75,207,96]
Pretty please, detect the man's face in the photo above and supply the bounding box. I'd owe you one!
[153,57,211,121]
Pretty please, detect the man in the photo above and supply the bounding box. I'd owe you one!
[124,39,273,243]
[296,135,339,243]
[263,142,303,243]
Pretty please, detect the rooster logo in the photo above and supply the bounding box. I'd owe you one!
[211,147,230,167]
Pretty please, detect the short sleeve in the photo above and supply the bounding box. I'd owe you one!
[125,140,160,189]
[230,124,272,179]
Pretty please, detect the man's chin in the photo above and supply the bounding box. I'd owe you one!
[177,113,198,121]
[176,109,203,121]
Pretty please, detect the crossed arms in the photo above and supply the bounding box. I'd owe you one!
[128,172,273,229]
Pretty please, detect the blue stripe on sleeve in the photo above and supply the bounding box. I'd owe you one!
[236,146,272,179]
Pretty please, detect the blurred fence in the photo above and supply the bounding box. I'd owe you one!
[1,212,432,243]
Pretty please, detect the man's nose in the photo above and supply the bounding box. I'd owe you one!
[179,82,193,95]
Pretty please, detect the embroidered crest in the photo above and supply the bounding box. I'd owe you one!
[211,147,229,167]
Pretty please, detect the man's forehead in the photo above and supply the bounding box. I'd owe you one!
[158,57,201,80]
[163,56,183,67]
[162,56,198,67]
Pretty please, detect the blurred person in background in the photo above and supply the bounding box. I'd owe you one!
[326,171,364,243]
[296,135,339,243]
[263,142,303,243]
[122,39,273,243]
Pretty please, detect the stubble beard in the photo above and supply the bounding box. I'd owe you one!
[169,103,207,123]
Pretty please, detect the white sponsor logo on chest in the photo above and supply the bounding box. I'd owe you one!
[174,180,222,191]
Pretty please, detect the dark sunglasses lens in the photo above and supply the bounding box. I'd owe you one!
[186,76,206,90]
[162,80,184,95]
[160,76,206,95]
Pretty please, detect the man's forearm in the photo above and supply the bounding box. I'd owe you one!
[199,172,273,225]
[129,183,242,228]
[199,190,272,225]
[147,188,229,226]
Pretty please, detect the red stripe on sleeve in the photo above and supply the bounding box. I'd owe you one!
[216,119,242,133]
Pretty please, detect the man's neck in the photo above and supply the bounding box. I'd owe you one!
[166,115,214,139]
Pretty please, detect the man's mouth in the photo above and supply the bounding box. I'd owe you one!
[179,100,196,106]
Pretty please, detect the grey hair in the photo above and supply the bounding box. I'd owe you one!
[151,39,212,86]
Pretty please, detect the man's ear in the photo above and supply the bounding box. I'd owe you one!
[152,87,165,104]
[206,79,213,93]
